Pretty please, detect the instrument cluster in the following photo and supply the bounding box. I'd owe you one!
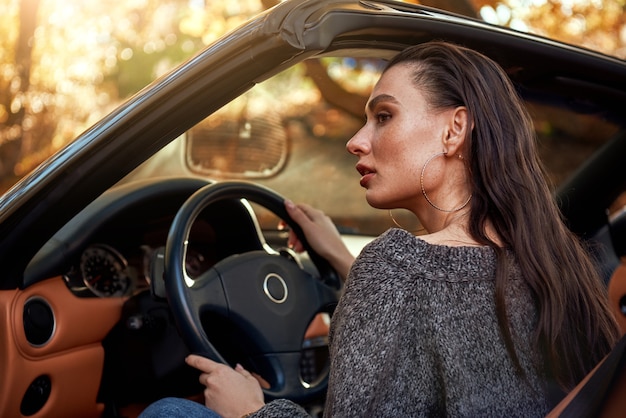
[64,239,216,298]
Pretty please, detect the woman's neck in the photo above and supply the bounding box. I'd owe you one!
[417,212,501,248]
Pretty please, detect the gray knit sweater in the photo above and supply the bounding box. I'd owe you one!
[254,228,550,417]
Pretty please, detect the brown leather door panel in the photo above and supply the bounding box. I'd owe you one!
[0,277,124,417]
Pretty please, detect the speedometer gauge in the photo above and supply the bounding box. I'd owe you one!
[80,244,131,297]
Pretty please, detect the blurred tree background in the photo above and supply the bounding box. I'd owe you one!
[0,0,624,192]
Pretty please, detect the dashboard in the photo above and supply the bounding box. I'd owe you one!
[20,177,331,409]
[25,177,273,296]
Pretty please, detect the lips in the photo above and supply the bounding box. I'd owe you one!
[356,163,375,188]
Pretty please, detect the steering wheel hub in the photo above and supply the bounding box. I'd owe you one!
[263,273,288,304]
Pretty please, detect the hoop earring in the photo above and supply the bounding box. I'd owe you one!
[420,152,472,213]
[388,210,425,233]
[388,210,404,229]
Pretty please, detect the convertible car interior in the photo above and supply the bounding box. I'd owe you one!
[7,177,337,417]
[1,0,626,417]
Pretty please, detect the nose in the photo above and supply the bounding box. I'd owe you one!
[346,126,369,156]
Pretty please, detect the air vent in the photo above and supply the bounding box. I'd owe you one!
[23,297,55,347]
[21,375,51,416]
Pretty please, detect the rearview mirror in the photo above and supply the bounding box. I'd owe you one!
[186,113,288,179]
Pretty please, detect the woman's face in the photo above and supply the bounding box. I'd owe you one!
[346,64,457,213]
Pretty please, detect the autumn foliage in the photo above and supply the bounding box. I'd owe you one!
[0,0,624,192]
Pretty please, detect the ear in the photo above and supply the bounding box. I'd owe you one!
[442,106,471,157]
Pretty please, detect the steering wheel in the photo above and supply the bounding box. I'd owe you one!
[164,181,341,403]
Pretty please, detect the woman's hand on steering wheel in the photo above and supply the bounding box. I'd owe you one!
[284,200,355,281]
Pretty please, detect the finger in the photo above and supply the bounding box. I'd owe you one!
[285,200,312,225]
[234,364,270,390]
[296,203,323,220]
[251,372,271,389]
[186,354,220,373]
[287,229,302,251]
[199,372,211,386]
[235,363,252,377]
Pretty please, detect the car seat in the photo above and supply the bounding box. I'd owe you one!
[608,262,626,333]
[546,263,626,417]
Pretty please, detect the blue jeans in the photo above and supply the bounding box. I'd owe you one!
[138,397,221,418]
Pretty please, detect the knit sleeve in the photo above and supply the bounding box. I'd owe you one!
[249,399,310,417]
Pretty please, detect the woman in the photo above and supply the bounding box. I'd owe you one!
[140,41,620,417]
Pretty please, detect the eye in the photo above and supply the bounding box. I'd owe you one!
[376,112,391,124]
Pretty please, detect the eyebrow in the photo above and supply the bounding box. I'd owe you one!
[367,94,399,113]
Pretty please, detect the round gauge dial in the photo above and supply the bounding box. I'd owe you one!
[80,244,131,297]
[185,247,208,279]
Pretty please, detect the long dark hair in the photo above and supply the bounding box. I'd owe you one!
[387,41,619,390]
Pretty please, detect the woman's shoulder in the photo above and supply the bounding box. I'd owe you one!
[370,228,494,257]
[359,228,506,281]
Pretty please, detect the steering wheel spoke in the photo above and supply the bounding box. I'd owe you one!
[254,352,329,403]
[187,267,229,315]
